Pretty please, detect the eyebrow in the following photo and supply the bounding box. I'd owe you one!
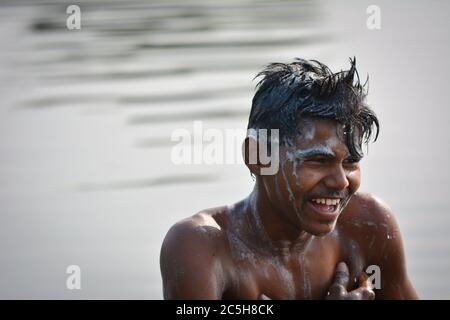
[287,146,336,160]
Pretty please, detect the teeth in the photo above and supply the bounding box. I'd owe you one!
[312,198,340,206]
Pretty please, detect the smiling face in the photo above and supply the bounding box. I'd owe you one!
[260,118,362,236]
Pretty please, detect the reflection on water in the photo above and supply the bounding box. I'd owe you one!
[127,109,250,124]
[77,173,219,191]
[0,0,329,299]
[1,0,449,299]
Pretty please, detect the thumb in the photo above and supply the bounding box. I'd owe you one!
[332,262,350,288]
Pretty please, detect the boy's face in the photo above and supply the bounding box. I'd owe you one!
[262,119,362,236]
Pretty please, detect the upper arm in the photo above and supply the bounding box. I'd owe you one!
[160,220,226,299]
[366,196,418,299]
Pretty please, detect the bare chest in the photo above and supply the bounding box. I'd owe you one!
[223,238,365,299]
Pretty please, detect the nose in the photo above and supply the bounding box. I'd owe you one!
[324,164,350,191]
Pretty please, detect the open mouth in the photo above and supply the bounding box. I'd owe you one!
[308,198,341,219]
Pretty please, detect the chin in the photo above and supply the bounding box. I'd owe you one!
[305,220,337,237]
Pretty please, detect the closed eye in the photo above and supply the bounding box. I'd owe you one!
[343,157,361,167]
[344,157,361,163]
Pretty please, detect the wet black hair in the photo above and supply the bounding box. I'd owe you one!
[247,57,379,158]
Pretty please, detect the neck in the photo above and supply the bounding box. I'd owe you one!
[245,181,313,255]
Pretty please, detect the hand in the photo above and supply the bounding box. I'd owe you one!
[325,262,375,300]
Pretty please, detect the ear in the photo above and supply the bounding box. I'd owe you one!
[242,132,281,176]
[242,136,262,176]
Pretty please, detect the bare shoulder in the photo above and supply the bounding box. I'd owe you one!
[338,192,402,261]
[160,206,230,299]
[340,192,397,227]
[339,194,417,299]
[161,206,229,258]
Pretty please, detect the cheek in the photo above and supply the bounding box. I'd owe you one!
[285,160,308,190]
[347,169,361,192]
[273,160,303,199]
[296,167,322,191]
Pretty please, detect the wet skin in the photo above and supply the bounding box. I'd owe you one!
[160,119,418,300]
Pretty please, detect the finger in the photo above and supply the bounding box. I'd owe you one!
[332,262,350,288]
[259,293,272,300]
[349,287,376,300]
[327,262,350,299]
[362,288,376,300]
[357,272,375,300]
[327,284,348,299]
[358,272,374,291]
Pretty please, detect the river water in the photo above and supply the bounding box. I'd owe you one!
[0,0,449,299]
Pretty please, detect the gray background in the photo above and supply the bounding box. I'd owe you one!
[0,0,449,299]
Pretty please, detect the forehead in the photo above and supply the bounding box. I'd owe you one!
[290,119,347,150]
[287,119,349,157]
